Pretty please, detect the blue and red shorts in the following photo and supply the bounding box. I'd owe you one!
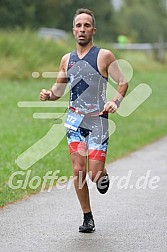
[66,115,109,162]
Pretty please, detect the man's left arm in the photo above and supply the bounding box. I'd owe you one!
[101,52,128,114]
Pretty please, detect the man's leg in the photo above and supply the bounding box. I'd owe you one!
[70,151,95,233]
[70,151,91,213]
[88,159,107,182]
[88,158,110,194]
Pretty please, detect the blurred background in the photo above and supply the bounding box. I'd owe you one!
[0,0,167,206]
[0,0,167,79]
[0,0,167,42]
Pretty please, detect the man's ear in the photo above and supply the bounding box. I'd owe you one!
[72,28,75,35]
[93,28,96,35]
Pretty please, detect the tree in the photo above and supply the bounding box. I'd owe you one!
[40,0,116,41]
[0,0,37,28]
[117,0,167,42]
[0,0,117,41]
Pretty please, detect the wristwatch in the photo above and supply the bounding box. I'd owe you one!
[112,99,121,107]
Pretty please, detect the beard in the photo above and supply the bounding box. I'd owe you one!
[76,37,92,46]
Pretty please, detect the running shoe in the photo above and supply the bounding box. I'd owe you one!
[96,173,110,194]
[79,217,95,233]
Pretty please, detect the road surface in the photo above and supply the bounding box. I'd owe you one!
[0,136,167,252]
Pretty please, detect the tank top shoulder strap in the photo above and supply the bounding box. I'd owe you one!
[67,50,79,70]
[67,46,100,71]
[83,46,100,72]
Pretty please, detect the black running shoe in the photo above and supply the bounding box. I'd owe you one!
[79,218,95,233]
[96,173,110,194]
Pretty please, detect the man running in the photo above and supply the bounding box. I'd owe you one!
[40,8,128,233]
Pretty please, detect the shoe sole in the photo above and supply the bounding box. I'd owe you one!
[79,226,95,233]
[79,227,95,233]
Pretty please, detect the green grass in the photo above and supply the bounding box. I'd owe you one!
[107,69,167,162]
[0,29,75,80]
[0,30,167,206]
[1,70,167,206]
[0,79,71,206]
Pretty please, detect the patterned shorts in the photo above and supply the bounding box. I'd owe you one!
[66,115,109,162]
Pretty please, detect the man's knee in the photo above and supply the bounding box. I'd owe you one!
[73,165,86,178]
[71,152,86,178]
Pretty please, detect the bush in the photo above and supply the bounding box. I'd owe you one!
[0,29,74,80]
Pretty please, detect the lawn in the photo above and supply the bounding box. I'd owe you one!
[0,30,167,206]
[1,68,167,206]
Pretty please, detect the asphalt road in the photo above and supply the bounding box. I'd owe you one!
[0,136,167,252]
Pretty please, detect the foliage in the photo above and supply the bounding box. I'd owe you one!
[0,29,74,80]
[0,0,167,42]
[0,29,120,80]
[0,0,115,41]
[117,0,167,42]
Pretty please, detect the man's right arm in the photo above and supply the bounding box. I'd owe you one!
[40,53,70,101]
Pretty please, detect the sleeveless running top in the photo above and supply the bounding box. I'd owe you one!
[67,46,108,114]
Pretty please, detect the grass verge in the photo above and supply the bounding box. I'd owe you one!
[1,69,167,206]
[0,30,167,206]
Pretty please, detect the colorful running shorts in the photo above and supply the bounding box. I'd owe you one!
[66,114,109,162]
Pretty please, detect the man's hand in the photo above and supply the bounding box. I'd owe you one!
[100,100,119,115]
[40,89,52,101]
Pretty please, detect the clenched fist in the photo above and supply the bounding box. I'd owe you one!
[100,99,120,115]
[40,89,52,101]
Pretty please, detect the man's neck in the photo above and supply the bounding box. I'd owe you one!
[76,42,94,58]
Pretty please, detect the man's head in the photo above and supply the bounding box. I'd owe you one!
[73,8,96,46]
[73,8,96,28]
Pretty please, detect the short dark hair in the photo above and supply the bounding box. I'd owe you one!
[73,8,96,27]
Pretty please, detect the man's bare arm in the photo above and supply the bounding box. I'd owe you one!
[99,50,128,114]
[40,53,69,101]
[108,56,128,102]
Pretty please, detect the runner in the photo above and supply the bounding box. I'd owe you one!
[40,8,128,233]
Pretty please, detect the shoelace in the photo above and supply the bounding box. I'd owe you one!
[84,218,94,227]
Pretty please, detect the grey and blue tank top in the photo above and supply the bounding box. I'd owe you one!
[67,46,108,114]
